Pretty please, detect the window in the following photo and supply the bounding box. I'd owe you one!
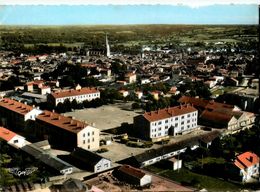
[88,139,90,143]
[165,120,168,123]
[181,126,184,130]
[187,120,190,123]
[158,127,161,131]
[158,121,162,125]
[181,116,184,119]
[88,145,90,149]
[187,125,190,128]
[188,114,190,117]
[92,131,94,135]
[88,132,90,136]
[165,126,168,129]
[83,133,85,137]
[14,140,18,143]
[83,140,85,144]
[175,117,178,121]
[175,123,178,127]
[92,138,94,142]
[181,121,184,125]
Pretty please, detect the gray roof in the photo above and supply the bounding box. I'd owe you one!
[71,147,110,166]
[33,140,50,148]
[21,144,73,172]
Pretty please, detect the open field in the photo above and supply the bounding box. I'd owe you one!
[146,166,241,191]
[64,102,142,131]
[0,25,258,49]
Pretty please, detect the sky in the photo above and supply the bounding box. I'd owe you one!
[0,4,258,25]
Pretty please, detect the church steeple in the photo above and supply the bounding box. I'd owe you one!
[105,33,111,58]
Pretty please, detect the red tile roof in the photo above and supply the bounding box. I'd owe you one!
[51,87,99,99]
[36,110,88,133]
[200,110,234,124]
[178,96,209,109]
[234,152,259,170]
[0,98,33,116]
[118,165,146,179]
[178,96,236,112]
[26,80,44,86]
[143,104,197,122]
[0,127,16,142]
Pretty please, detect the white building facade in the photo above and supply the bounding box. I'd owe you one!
[48,87,100,106]
[77,125,100,151]
[134,104,198,141]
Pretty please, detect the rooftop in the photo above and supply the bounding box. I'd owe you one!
[118,164,146,179]
[36,110,88,134]
[234,151,259,170]
[0,127,17,142]
[0,98,33,116]
[143,104,197,122]
[51,87,99,99]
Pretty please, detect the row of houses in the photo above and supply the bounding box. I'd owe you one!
[0,98,100,151]
[0,126,113,175]
[178,96,256,133]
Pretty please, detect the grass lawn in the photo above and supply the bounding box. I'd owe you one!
[146,166,242,191]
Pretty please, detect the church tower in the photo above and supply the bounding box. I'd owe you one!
[105,33,111,58]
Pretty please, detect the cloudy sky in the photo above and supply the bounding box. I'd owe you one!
[0,1,258,25]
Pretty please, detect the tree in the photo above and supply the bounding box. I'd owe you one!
[71,99,79,110]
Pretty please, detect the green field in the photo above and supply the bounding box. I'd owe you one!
[0,25,258,47]
[146,166,241,191]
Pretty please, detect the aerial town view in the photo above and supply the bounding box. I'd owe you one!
[0,1,259,192]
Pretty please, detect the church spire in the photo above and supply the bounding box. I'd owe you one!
[105,33,111,58]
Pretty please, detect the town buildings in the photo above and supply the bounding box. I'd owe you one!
[233,152,260,183]
[124,72,137,84]
[114,165,152,187]
[34,110,100,151]
[24,80,51,95]
[134,104,198,141]
[178,96,255,133]
[47,86,100,106]
[0,127,26,148]
[70,147,111,173]
[0,98,43,131]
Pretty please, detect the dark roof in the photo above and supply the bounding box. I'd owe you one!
[198,130,221,144]
[22,144,72,171]
[71,147,109,166]
[133,131,221,164]
[62,178,88,192]
[33,140,50,148]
